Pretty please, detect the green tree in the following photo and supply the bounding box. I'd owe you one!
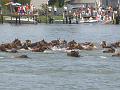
[2,0,10,5]
[48,0,64,8]
[0,0,10,14]
[17,0,31,5]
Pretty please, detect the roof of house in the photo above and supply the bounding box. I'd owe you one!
[71,0,97,4]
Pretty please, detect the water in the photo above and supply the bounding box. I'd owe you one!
[0,23,120,90]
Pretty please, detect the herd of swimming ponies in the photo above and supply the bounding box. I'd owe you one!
[0,38,120,58]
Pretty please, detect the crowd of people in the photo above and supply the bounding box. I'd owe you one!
[63,5,119,24]
[14,4,37,15]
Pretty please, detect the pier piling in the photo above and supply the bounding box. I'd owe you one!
[15,16,18,24]
[0,15,3,24]
[1,15,3,24]
[18,15,21,24]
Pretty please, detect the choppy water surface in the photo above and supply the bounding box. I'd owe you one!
[0,23,120,90]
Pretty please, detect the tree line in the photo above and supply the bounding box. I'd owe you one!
[1,0,31,5]
[48,0,64,7]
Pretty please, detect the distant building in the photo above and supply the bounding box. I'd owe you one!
[71,0,98,4]
[101,0,120,8]
[71,0,100,4]
[70,0,100,7]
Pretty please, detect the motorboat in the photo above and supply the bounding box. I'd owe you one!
[79,17,98,23]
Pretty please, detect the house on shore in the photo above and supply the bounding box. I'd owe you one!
[70,0,100,8]
[64,0,101,11]
[31,0,48,9]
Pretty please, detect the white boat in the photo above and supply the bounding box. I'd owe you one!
[79,17,98,23]
[80,19,98,23]
[71,17,99,24]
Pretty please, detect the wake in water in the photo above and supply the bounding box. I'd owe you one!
[0,57,5,59]
[99,56,107,59]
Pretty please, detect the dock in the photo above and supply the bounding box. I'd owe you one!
[0,14,38,24]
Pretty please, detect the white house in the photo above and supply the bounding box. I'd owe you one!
[31,0,48,9]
